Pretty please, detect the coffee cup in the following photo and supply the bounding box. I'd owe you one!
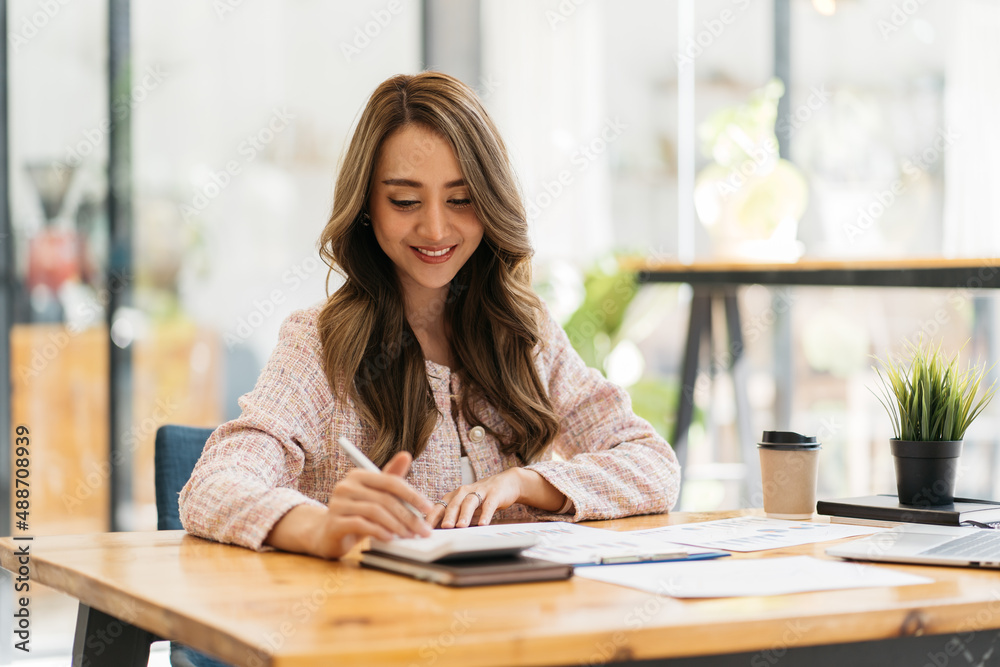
[757,430,821,520]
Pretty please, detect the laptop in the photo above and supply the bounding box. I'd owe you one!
[826,524,1000,569]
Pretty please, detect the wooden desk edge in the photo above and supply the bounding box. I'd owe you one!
[4,516,1000,667]
[0,533,267,666]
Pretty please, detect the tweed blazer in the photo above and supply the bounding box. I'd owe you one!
[178,301,681,551]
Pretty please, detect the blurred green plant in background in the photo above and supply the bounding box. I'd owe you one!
[552,256,701,441]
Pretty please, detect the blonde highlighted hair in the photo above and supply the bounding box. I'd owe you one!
[317,72,560,467]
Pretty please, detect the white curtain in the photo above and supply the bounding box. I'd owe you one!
[943,0,1000,256]
[481,0,613,266]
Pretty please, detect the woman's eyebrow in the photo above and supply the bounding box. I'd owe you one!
[382,178,421,187]
[381,178,466,188]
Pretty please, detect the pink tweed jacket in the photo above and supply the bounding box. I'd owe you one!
[179,301,681,551]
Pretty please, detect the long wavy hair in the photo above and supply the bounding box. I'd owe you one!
[317,72,560,467]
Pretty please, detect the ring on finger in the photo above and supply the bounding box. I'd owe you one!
[434,500,449,508]
[466,491,484,507]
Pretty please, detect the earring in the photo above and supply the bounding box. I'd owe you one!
[361,211,371,227]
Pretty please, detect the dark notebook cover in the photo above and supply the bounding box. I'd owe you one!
[816,494,1000,526]
[359,551,573,587]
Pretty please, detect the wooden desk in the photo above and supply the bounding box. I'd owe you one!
[5,511,1000,666]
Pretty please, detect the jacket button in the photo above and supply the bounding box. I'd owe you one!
[469,426,485,442]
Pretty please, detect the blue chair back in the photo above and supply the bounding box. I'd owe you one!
[154,425,215,531]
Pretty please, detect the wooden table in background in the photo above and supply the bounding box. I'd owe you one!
[622,256,1000,500]
[5,510,1000,666]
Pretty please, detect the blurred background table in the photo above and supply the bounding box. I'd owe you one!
[622,256,1000,500]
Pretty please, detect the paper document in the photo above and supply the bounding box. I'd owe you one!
[574,555,933,598]
[432,521,615,542]
[627,516,883,552]
[425,522,726,565]
[523,533,725,565]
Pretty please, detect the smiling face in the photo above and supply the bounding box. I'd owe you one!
[369,123,485,309]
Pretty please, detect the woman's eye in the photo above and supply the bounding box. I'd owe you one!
[389,198,418,209]
[449,198,472,208]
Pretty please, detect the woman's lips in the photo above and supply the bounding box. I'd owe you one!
[410,245,457,264]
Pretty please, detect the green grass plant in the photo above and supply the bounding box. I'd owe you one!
[872,338,997,442]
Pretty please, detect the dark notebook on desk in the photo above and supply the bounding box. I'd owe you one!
[360,551,573,587]
[817,494,1000,527]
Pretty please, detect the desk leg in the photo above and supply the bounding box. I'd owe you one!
[72,602,157,667]
[723,289,758,503]
[773,289,793,430]
[673,287,712,468]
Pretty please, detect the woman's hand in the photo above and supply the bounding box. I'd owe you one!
[427,467,567,529]
[267,451,433,559]
[315,451,434,557]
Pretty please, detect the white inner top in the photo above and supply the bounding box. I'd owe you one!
[460,456,476,485]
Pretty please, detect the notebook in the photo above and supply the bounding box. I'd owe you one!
[368,531,537,563]
[816,495,1000,528]
[826,524,1000,569]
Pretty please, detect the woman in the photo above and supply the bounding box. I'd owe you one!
[179,72,680,559]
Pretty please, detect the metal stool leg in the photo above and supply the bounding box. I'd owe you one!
[72,602,156,667]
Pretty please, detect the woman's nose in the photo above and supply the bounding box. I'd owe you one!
[417,200,448,241]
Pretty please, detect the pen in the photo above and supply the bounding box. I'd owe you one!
[599,550,690,565]
[336,436,427,521]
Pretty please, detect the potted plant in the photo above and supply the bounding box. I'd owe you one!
[872,338,996,506]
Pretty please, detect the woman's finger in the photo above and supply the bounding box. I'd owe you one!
[331,493,417,538]
[352,470,435,516]
[454,490,484,528]
[477,494,499,526]
[341,470,433,537]
[316,515,393,557]
[424,498,450,528]
[381,451,413,477]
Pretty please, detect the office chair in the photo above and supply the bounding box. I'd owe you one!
[154,425,233,667]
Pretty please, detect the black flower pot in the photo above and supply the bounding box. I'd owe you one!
[890,439,963,506]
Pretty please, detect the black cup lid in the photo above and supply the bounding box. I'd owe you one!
[757,430,821,450]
